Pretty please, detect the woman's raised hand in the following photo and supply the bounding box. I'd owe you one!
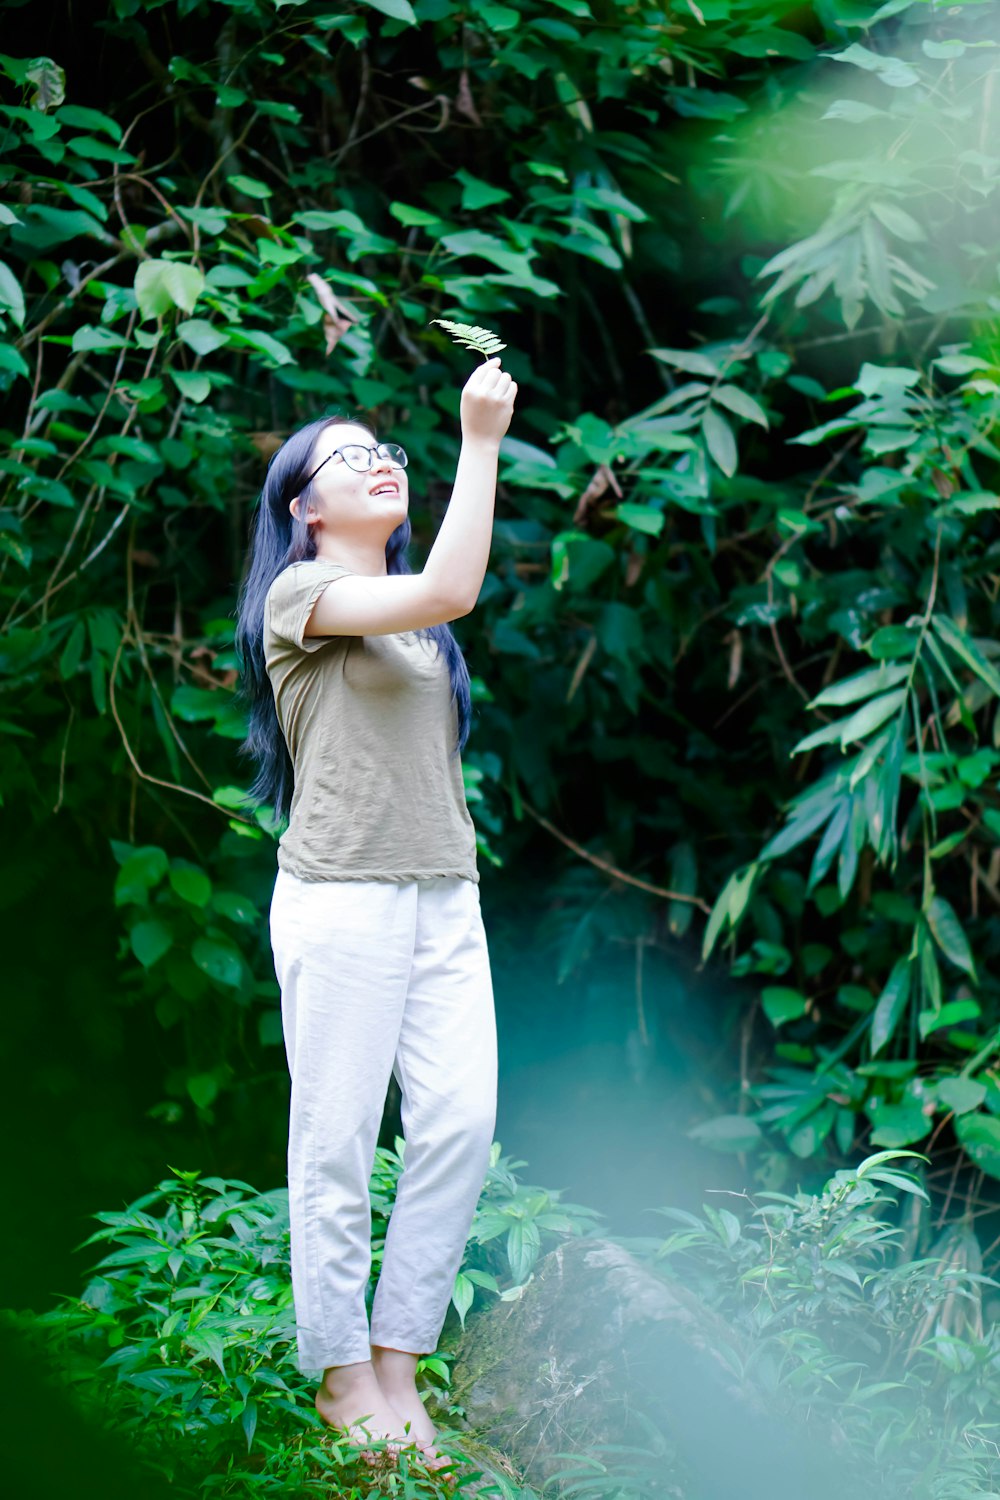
[460,356,517,448]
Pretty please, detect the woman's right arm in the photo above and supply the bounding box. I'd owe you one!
[304,358,517,638]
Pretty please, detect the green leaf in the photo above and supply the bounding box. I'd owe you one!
[176,319,228,356]
[711,384,769,428]
[648,346,719,377]
[134,259,206,320]
[612,503,664,537]
[227,174,272,199]
[26,57,65,110]
[918,1000,980,1038]
[169,861,212,907]
[226,328,295,366]
[0,342,30,378]
[130,919,173,968]
[360,0,418,23]
[762,987,808,1027]
[169,369,212,403]
[701,863,758,958]
[870,957,911,1056]
[760,798,837,860]
[936,1078,986,1116]
[688,1114,763,1153]
[192,936,243,988]
[868,1095,929,1148]
[0,260,25,327]
[869,201,925,243]
[956,1113,1000,1179]
[792,688,907,756]
[455,170,511,210]
[931,614,1000,697]
[187,1071,219,1109]
[926,894,977,979]
[701,407,737,476]
[114,846,168,905]
[809,661,910,709]
[865,625,919,661]
[56,103,122,141]
[71,325,130,353]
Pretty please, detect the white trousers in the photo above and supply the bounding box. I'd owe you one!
[268,868,498,1375]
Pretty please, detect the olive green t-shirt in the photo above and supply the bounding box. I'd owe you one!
[263,559,479,884]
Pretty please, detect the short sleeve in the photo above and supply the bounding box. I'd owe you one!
[266,561,354,652]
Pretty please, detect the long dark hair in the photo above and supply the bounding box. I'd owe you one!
[233,414,472,824]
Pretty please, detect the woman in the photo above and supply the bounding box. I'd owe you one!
[234,356,517,1469]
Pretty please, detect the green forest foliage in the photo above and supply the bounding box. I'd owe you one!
[14,1150,1000,1497]
[3,0,1000,1244]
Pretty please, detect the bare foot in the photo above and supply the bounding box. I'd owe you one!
[370,1354,453,1472]
[314,1361,415,1461]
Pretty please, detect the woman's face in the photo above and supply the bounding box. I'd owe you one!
[290,421,408,543]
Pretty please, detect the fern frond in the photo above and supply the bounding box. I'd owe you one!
[429,318,507,360]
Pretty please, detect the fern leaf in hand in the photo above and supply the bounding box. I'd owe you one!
[429,318,507,361]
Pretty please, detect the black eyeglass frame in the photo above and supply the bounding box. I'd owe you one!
[302,443,408,488]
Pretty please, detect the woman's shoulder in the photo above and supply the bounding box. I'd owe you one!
[267,557,348,602]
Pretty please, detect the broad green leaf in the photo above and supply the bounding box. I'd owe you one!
[702,407,737,476]
[711,384,769,428]
[26,57,65,110]
[227,328,295,366]
[688,1114,763,1152]
[956,1113,1000,1179]
[130,918,173,968]
[612,503,664,536]
[71,325,130,353]
[919,999,981,1038]
[170,369,212,403]
[135,259,206,320]
[361,0,419,22]
[0,342,30,377]
[868,1096,929,1148]
[169,861,212,907]
[936,1078,986,1116]
[114,846,169,905]
[0,260,25,327]
[192,936,243,988]
[187,1071,219,1109]
[865,626,918,660]
[762,987,808,1027]
[176,319,228,356]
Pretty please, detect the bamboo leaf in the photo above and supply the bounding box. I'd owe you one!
[931,614,1000,697]
[926,894,977,980]
[793,688,907,756]
[809,662,910,709]
[870,957,912,1055]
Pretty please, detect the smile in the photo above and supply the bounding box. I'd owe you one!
[369,482,400,496]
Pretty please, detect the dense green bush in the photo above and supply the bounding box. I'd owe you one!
[13,1147,1000,1498]
[15,1142,597,1497]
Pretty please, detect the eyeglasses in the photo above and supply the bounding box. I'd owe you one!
[303,443,408,487]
